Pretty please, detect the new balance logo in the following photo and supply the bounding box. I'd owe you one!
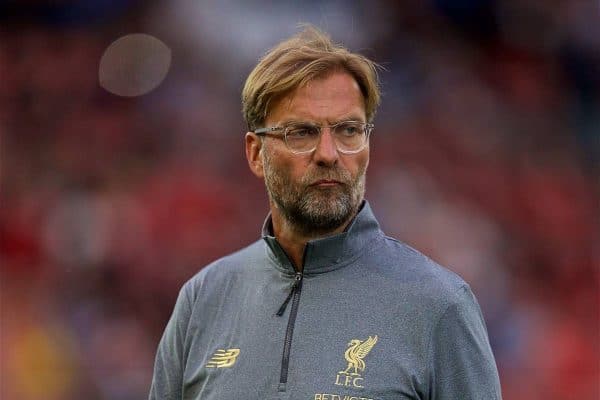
[206,348,240,368]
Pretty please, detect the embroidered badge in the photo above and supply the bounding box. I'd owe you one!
[206,348,240,368]
[335,336,378,388]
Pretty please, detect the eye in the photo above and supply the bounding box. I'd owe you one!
[286,124,319,139]
[336,122,362,137]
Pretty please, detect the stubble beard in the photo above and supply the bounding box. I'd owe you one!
[262,150,366,237]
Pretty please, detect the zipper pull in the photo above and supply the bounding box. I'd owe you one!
[275,272,302,316]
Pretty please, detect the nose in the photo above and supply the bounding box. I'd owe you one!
[312,127,338,166]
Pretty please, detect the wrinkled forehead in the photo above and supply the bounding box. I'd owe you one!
[266,72,366,125]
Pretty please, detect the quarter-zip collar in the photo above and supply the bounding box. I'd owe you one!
[262,200,383,275]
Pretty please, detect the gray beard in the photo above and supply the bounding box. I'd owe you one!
[262,151,366,237]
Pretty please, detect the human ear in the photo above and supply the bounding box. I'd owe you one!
[245,132,264,178]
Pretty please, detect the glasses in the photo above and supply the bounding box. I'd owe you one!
[254,120,373,155]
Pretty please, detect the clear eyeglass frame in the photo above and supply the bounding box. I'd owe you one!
[253,120,374,155]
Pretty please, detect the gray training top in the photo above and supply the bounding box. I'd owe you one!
[149,201,502,400]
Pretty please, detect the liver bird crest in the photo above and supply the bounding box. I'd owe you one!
[339,335,378,376]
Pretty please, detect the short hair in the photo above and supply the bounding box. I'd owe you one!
[242,26,381,131]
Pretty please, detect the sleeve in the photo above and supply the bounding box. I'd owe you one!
[148,283,193,400]
[427,285,502,400]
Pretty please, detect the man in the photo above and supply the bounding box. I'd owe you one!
[149,27,502,400]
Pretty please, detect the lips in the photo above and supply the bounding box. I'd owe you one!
[311,179,342,186]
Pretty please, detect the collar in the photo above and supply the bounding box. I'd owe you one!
[261,200,383,275]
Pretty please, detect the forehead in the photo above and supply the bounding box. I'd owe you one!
[267,72,366,124]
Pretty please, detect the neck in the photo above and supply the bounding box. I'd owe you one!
[269,202,355,271]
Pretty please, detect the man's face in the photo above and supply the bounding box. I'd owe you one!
[260,71,370,236]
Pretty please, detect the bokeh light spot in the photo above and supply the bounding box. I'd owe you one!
[99,33,171,97]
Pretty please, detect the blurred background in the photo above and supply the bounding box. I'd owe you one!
[1,1,598,399]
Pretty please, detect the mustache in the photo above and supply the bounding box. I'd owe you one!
[301,167,352,186]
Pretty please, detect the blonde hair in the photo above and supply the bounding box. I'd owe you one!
[242,26,381,130]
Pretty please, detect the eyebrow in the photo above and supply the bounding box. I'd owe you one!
[277,115,366,126]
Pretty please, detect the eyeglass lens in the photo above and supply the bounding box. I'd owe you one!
[285,122,368,153]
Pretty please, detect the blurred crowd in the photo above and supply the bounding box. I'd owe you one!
[1,1,598,399]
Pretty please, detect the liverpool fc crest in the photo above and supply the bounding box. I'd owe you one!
[335,335,378,388]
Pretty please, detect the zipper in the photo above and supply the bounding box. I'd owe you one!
[275,271,303,389]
